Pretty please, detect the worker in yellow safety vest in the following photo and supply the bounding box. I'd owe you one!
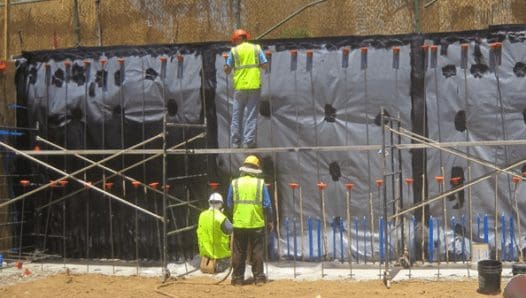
[226,155,273,286]
[197,192,233,273]
[224,29,269,149]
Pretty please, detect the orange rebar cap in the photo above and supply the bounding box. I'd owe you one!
[512,176,521,184]
[288,183,299,190]
[435,176,444,183]
[345,183,354,190]
[19,180,30,187]
[317,182,327,190]
[208,182,220,190]
[149,182,160,189]
[104,182,113,190]
[131,181,141,188]
[450,177,462,185]
[405,178,414,185]
[376,179,384,187]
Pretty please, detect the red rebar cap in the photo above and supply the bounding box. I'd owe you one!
[16,261,23,269]
[24,268,31,276]
[490,42,503,49]
[461,43,469,49]
[392,47,400,53]
[360,47,368,53]
[58,180,68,187]
[265,50,272,58]
[33,145,41,151]
[104,182,114,190]
[0,60,7,71]
[131,181,141,188]
[306,49,313,57]
[159,56,168,62]
[149,182,160,189]
[430,45,438,52]
[288,183,299,190]
[49,180,58,188]
[117,57,125,64]
[345,183,354,190]
[19,180,30,187]
[290,49,298,55]
[64,60,71,66]
[512,176,521,184]
[317,182,327,190]
[99,58,107,65]
[435,176,444,183]
[450,177,462,185]
[222,53,228,60]
[376,179,384,187]
[405,178,414,185]
[342,47,350,54]
[176,54,184,62]
[208,182,220,190]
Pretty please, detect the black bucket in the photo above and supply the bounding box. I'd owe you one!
[478,259,502,294]
[512,263,526,275]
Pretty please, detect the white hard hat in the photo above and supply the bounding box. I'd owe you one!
[208,192,223,203]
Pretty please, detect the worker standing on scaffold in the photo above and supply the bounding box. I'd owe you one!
[226,155,273,286]
[196,192,233,273]
[224,29,268,149]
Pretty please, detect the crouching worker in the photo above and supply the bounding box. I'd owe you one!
[197,192,233,273]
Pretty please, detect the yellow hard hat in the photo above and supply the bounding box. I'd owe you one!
[243,155,260,168]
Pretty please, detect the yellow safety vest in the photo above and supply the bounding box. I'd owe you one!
[197,209,231,259]
[231,42,262,90]
[232,176,265,228]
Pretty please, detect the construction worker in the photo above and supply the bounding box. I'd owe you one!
[226,155,273,286]
[196,192,233,273]
[224,29,269,149]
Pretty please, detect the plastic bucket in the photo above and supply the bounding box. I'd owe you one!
[477,259,502,294]
[512,263,526,275]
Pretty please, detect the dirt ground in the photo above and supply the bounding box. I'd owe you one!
[0,273,504,298]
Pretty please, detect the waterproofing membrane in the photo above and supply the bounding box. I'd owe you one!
[13,25,526,261]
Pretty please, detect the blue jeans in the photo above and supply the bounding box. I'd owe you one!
[231,89,260,146]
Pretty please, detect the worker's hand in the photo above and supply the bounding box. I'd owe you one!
[223,64,232,74]
[267,222,274,231]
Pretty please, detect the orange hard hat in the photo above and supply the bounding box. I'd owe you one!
[231,29,250,43]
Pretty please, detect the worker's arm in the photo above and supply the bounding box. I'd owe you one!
[258,48,269,71]
[221,217,233,235]
[224,51,233,74]
[225,184,234,219]
[262,184,274,230]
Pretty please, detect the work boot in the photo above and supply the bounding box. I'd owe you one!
[254,277,267,286]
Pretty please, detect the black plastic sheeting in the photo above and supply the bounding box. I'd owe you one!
[12,25,526,262]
